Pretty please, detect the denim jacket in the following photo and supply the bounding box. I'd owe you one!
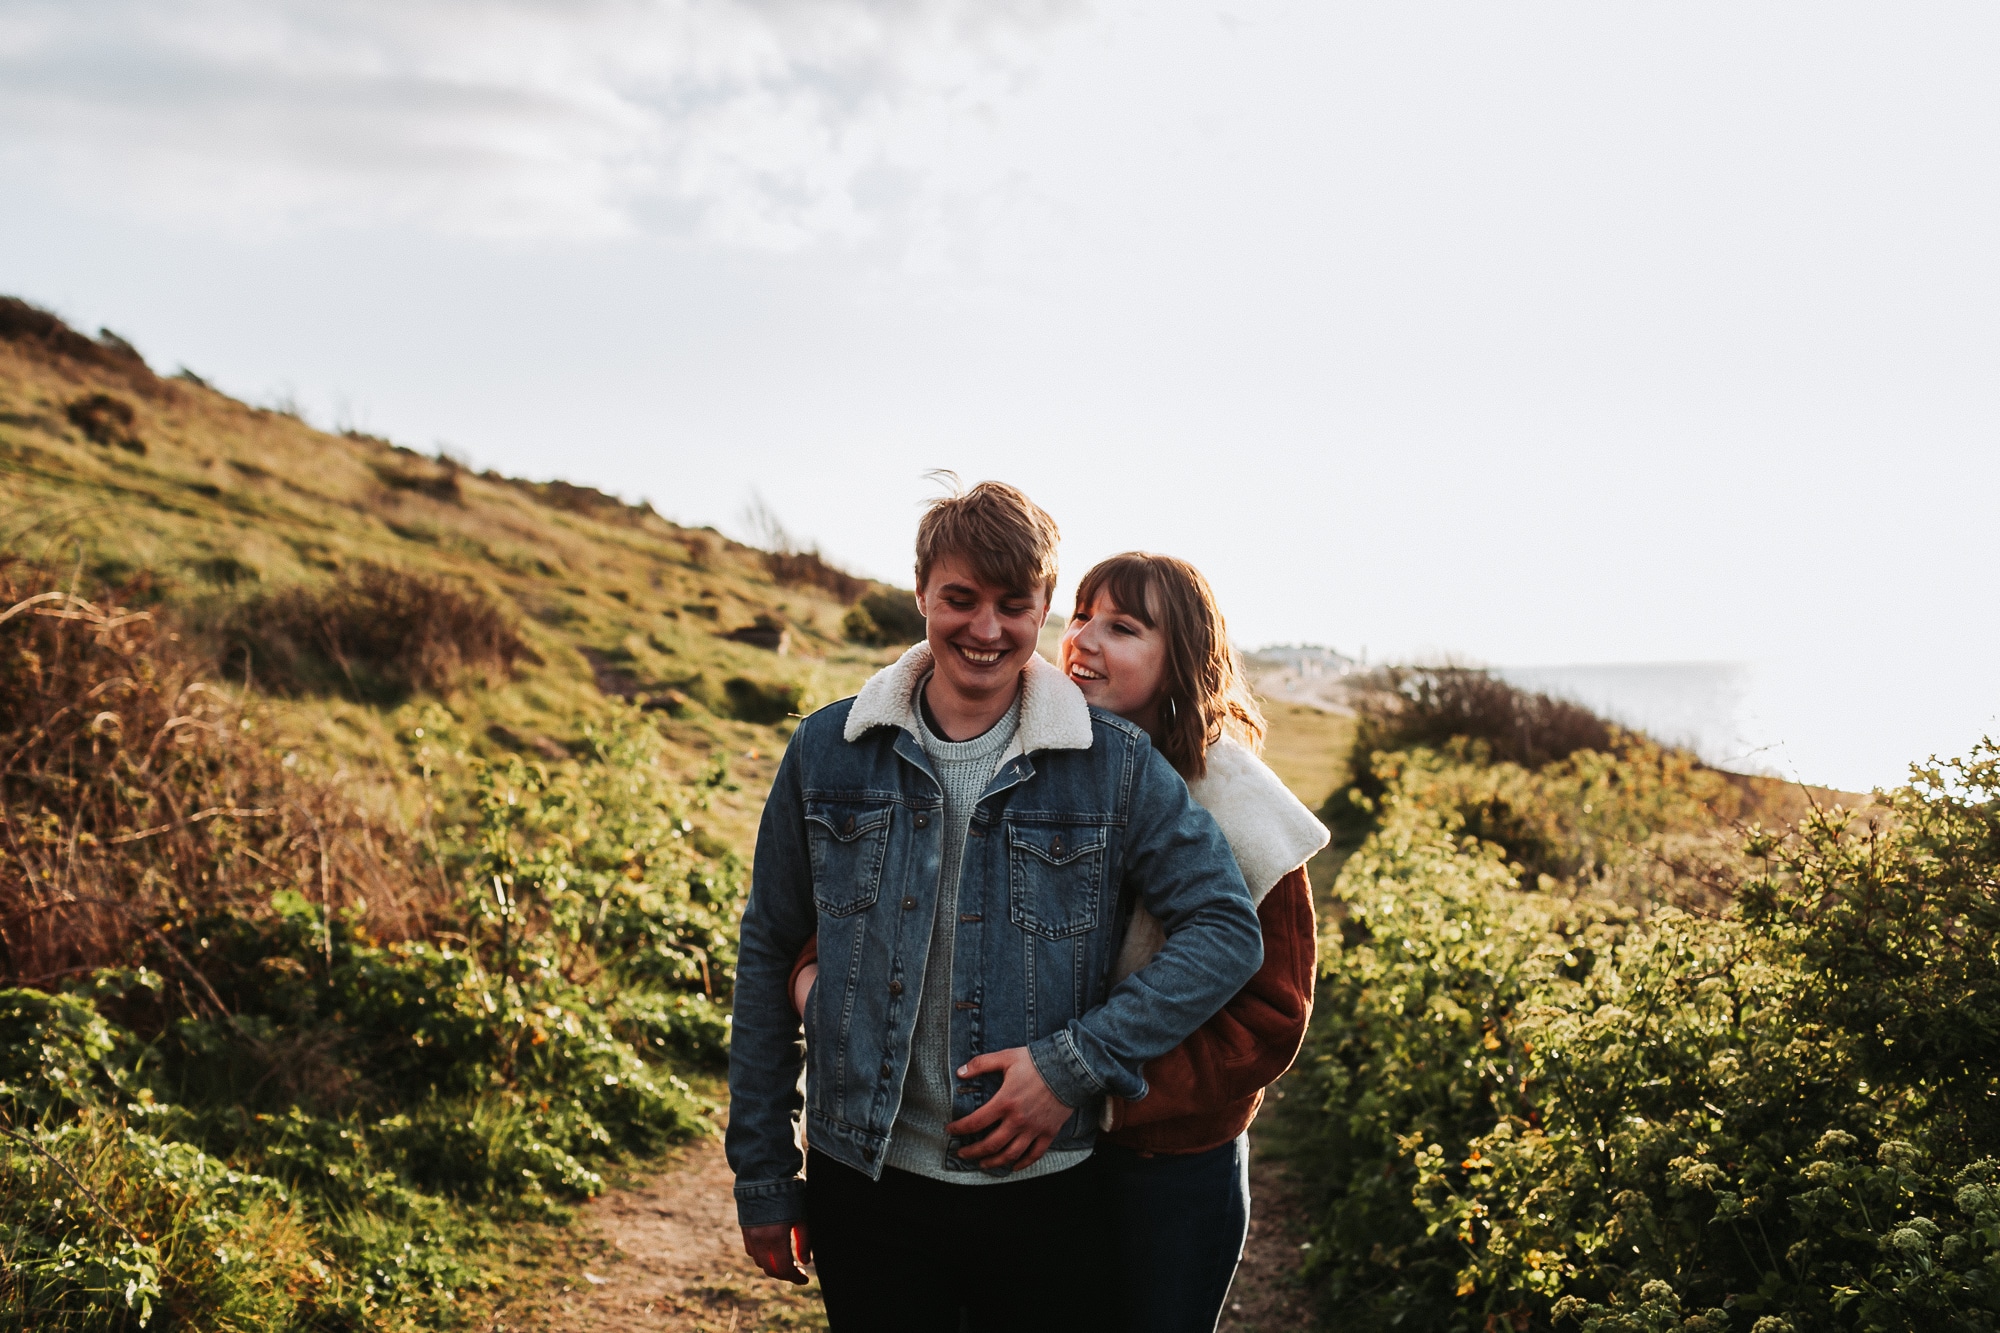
[727,645,1264,1227]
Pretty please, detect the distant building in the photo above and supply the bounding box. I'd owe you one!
[1244,644,1359,676]
[1242,644,1361,713]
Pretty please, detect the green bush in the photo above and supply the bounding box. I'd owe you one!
[1339,668,1625,805]
[220,562,535,702]
[842,586,926,648]
[723,674,804,724]
[0,699,739,1330]
[1288,740,2000,1332]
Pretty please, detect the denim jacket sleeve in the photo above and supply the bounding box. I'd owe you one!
[724,734,818,1228]
[1025,743,1264,1108]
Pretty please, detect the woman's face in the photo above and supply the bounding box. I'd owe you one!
[1060,588,1168,734]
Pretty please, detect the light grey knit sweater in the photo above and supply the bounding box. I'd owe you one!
[882,683,1088,1183]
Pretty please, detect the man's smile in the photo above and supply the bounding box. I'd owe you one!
[954,645,1005,666]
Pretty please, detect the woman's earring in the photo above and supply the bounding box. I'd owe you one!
[1164,695,1178,724]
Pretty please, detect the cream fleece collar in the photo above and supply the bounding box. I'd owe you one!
[843,642,1094,754]
[1186,735,1331,906]
[1108,735,1331,993]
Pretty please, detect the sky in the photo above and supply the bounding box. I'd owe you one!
[2,0,1995,792]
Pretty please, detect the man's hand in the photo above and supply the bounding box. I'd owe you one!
[742,1221,813,1284]
[944,1046,1074,1171]
[791,962,818,1018]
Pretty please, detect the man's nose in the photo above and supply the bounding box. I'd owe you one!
[966,604,1004,641]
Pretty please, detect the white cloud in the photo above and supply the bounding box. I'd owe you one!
[0,0,1079,247]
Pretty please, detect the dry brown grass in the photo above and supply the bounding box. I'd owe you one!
[763,549,867,602]
[0,560,423,989]
[0,297,162,397]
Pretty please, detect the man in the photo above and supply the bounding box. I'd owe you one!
[727,480,1262,1331]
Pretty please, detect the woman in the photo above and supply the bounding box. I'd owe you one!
[792,552,1326,1332]
[1060,552,1326,1332]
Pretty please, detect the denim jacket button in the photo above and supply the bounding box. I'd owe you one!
[915,814,929,828]
[888,980,904,996]
[880,1062,892,1078]
[903,896,917,910]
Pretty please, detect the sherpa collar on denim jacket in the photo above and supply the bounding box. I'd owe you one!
[843,642,1094,759]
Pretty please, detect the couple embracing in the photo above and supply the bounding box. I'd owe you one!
[726,480,1328,1331]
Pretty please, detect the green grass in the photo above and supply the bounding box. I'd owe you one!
[0,333,903,854]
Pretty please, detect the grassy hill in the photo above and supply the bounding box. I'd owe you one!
[0,298,921,856]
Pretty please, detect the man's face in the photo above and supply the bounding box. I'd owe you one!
[915,557,1050,707]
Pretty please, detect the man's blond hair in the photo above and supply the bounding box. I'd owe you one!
[913,477,1060,598]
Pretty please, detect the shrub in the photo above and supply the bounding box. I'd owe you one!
[222,562,535,702]
[1287,734,2000,1332]
[765,549,867,602]
[0,1107,326,1332]
[723,675,804,724]
[1341,668,1624,804]
[1363,740,1746,909]
[370,459,461,503]
[843,585,926,647]
[64,394,144,454]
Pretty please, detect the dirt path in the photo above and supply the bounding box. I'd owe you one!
[480,1134,828,1332]
[481,1127,1317,1333]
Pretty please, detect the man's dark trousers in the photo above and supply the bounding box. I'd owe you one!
[806,1149,1112,1331]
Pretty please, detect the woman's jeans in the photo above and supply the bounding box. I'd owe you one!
[1097,1133,1251,1333]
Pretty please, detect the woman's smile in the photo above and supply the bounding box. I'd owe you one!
[1060,593,1167,733]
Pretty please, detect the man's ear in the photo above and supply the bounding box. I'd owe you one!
[912,584,930,621]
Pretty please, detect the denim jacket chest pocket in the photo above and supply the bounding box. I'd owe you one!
[1006,822,1111,939]
[805,803,893,917]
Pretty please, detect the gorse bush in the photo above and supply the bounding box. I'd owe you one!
[65,394,144,454]
[1341,668,1625,804]
[221,562,535,702]
[0,562,742,1330]
[1367,740,1748,911]
[1289,727,2000,1332]
[842,585,926,648]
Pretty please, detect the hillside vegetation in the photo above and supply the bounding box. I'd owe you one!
[1279,668,2000,1333]
[0,299,913,1330]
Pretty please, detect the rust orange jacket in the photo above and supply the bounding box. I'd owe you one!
[1099,864,1315,1155]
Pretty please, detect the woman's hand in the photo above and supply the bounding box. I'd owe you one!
[791,962,818,1018]
[944,1047,1074,1171]
[742,1221,813,1284]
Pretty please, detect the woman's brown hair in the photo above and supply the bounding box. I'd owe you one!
[1071,553,1265,780]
